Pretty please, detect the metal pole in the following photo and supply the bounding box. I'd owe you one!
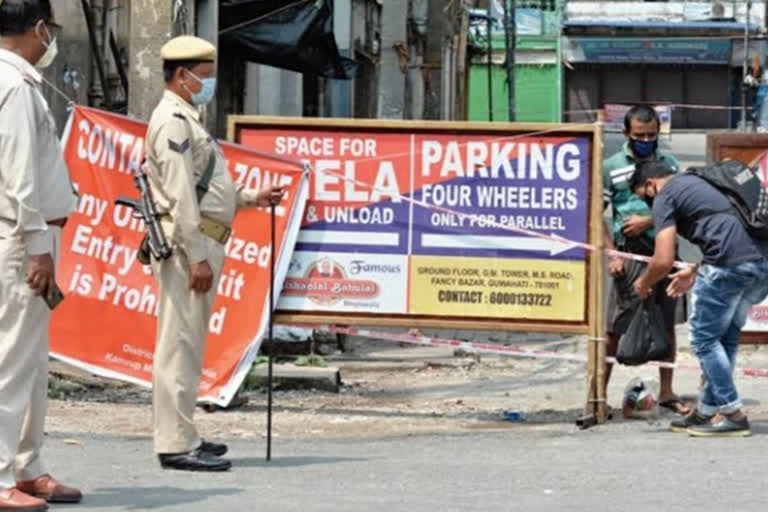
[743,0,752,131]
[504,0,515,121]
[487,13,494,121]
[80,0,112,109]
[266,203,276,461]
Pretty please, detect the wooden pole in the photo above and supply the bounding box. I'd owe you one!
[583,333,597,424]
[583,109,606,425]
[593,110,607,424]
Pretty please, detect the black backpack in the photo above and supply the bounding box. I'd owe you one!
[686,160,768,240]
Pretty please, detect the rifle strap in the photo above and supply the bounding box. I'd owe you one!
[195,151,216,204]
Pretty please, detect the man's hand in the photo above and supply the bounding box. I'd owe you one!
[666,265,697,298]
[608,256,624,277]
[622,215,653,238]
[255,185,286,207]
[633,277,652,300]
[189,260,214,293]
[27,253,55,296]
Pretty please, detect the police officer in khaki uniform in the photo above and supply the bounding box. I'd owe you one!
[147,35,285,472]
[0,1,82,509]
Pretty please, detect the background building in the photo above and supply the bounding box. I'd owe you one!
[46,1,768,135]
[562,1,768,129]
[466,0,563,122]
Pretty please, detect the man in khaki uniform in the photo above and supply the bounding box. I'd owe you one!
[147,35,285,472]
[0,1,82,509]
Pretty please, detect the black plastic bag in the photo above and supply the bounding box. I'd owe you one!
[616,298,671,365]
[220,0,357,79]
[612,251,671,366]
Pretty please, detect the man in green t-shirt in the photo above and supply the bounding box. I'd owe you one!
[602,105,690,416]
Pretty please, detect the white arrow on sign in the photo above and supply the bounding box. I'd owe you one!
[420,233,581,256]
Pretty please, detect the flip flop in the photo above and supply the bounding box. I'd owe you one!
[659,398,691,415]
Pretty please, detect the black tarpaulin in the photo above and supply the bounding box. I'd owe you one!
[219,0,357,79]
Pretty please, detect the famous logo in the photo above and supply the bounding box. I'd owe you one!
[282,257,380,305]
[349,260,402,275]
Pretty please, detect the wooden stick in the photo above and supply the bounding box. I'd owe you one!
[593,110,607,424]
[581,110,606,424]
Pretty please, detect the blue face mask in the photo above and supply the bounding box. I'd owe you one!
[629,138,658,159]
[186,71,217,105]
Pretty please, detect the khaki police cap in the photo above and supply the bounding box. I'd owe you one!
[161,36,216,62]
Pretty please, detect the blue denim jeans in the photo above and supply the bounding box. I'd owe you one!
[690,260,768,415]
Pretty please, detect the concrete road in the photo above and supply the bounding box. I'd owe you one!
[45,420,768,512]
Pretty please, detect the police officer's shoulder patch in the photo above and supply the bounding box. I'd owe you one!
[168,138,190,154]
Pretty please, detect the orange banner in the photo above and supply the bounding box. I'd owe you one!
[51,106,308,406]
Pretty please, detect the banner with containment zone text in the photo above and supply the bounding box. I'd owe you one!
[50,106,308,406]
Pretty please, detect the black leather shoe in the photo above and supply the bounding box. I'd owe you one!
[199,440,228,456]
[158,448,232,472]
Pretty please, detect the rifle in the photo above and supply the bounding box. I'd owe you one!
[115,161,172,264]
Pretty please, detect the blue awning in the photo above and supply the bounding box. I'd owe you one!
[563,36,734,65]
[563,20,759,33]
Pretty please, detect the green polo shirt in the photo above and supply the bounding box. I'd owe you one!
[603,142,680,247]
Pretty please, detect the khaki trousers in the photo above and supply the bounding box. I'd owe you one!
[0,228,61,489]
[151,238,224,454]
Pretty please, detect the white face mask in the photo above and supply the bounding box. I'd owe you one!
[35,24,58,69]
